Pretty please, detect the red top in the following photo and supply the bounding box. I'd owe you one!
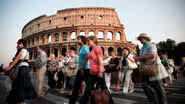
[89,46,105,75]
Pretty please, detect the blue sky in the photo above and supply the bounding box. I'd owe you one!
[0,0,185,66]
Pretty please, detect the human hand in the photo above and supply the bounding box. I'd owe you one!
[134,57,140,62]
[5,66,12,72]
[81,69,84,76]
[98,72,103,78]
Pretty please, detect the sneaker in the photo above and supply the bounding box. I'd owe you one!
[60,88,65,94]
[122,90,128,94]
[128,89,134,93]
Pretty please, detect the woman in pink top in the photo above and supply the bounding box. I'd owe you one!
[79,35,114,104]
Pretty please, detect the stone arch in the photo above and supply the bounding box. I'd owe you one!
[62,47,67,56]
[48,34,52,43]
[117,47,122,56]
[54,48,58,57]
[88,30,95,36]
[98,31,104,39]
[46,48,50,57]
[116,32,121,41]
[101,47,105,55]
[108,47,114,56]
[79,30,85,36]
[71,31,76,40]
[107,31,113,40]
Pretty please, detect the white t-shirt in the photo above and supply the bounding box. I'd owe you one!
[19,49,29,66]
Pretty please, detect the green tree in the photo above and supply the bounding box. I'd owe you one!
[174,42,185,65]
[157,39,176,59]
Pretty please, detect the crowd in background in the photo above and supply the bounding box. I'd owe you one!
[0,33,185,104]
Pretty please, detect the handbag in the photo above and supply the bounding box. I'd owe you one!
[141,61,158,76]
[127,58,138,70]
[9,66,19,80]
[9,51,28,80]
[65,66,77,77]
[149,62,169,81]
[90,82,110,104]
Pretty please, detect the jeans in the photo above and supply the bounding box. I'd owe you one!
[69,69,90,104]
[142,76,167,104]
[79,74,114,104]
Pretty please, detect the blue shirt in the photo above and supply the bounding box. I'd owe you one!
[140,42,157,65]
[78,45,90,70]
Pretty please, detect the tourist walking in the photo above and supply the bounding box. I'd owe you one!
[103,52,112,92]
[134,33,167,104]
[120,47,136,94]
[69,35,90,104]
[79,35,114,104]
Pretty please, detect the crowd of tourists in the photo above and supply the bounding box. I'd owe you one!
[0,33,185,104]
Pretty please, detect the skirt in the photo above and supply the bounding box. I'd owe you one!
[6,66,36,103]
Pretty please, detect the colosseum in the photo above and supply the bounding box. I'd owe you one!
[22,7,135,60]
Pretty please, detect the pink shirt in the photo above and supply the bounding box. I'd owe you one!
[89,46,105,75]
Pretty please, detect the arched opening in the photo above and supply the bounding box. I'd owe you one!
[55,33,59,42]
[54,48,58,57]
[62,32,67,41]
[117,47,122,56]
[48,34,51,43]
[108,47,114,56]
[98,31,104,39]
[116,32,121,41]
[62,47,67,56]
[41,36,45,44]
[30,51,33,60]
[79,31,85,36]
[71,32,76,40]
[88,31,95,36]
[101,47,104,55]
[46,49,50,57]
[107,32,113,40]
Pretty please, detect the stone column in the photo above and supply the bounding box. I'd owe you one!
[112,31,115,42]
[52,33,55,43]
[104,30,108,41]
[95,29,98,38]
[59,32,62,43]
[58,46,61,57]
[45,34,48,44]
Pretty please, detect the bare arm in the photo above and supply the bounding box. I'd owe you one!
[6,50,24,71]
[82,54,88,69]
[135,54,157,62]
[97,52,104,73]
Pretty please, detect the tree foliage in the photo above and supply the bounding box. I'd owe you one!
[157,39,176,59]
[173,42,185,65]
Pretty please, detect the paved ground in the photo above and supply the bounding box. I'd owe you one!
[26,76,185,104]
